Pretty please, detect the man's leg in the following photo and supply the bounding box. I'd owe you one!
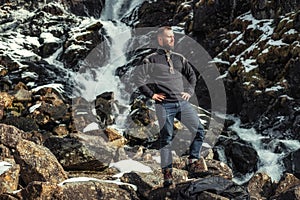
[177,101,205,159]
[176,101,208,176]
[155,103,177,187]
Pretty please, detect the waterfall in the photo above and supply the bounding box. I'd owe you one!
[73,0,145,129]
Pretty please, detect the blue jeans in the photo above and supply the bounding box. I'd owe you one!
[155,101,205,170]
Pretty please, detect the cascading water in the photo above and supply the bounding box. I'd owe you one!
[73,0,145,128]
[225,116,300,184]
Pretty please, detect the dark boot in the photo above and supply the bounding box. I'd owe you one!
[187,157,208,177]
[162,168,173,188]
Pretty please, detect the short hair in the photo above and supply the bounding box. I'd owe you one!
[157,26,172,37]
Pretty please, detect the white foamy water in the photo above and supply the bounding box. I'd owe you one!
[228,116,300,184]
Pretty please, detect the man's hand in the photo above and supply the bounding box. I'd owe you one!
[181,92,191,101]
[152,93,166,102]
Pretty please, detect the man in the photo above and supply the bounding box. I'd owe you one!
[133,26,206,187]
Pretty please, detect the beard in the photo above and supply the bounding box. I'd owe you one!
[162,44,174,51]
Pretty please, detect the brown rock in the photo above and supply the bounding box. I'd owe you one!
[0,124,26,148]
[206,159,233,180]
[274,173,300,196]
[19,181,62,200]
[14,180,138,200]
[14,88,32,102]
[247,172,275,200]
[198,191,230,200]
[0,92,13,108]
[44,135,114,171]
[104,127,123,141]
[121,168,188,199]
[0,159,20,194]
[60,181,137,200]
[53,124,69,136]
[14,139,67,185]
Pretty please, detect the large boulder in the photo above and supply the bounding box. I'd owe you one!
[9,180,138,200]
[214,135,259,175]
[14,139,67,185]
[247,172,276,200]
[44,135,115,171]
[270,173,300,200]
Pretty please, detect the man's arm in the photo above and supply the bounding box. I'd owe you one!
[133,58,155,98]
[182,58,197,96]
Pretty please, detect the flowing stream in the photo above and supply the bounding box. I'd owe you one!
[227,116,300,184]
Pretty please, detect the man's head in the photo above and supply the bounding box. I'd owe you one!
[157,26,175,51]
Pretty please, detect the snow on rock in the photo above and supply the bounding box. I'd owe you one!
[109,159,153,178]
[58,177,138,191]
[0,161,12,176]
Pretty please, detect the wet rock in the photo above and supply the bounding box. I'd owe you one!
[95,92,116,126]
[39,35,61,58]
[247,172,276,200]
[283,149,300,179]
[29,87,69,131]
[44,135,114,171]
[272,185,300,200]
[14,139,67,185]
[129,98,155,127]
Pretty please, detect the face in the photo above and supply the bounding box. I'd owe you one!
[158,29,175,50]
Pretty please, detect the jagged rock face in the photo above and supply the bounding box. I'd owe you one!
[283,149,300,179]
[0,2,108,95]
[63,0,105,18]
[131,0,193,28]
[251,0,300,20]
[214,10,300,139]
[0,0,105,17]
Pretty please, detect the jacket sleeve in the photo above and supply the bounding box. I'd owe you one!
[133,58,154,98]
[182,57,197,96]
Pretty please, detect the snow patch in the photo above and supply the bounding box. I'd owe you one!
[83,122,99,132]
[0,161,12,175]
[110,159,153,178]
[29,103,42,113]
[58,177,137,191]
[265,85,284,92]
[31,83,64,94]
